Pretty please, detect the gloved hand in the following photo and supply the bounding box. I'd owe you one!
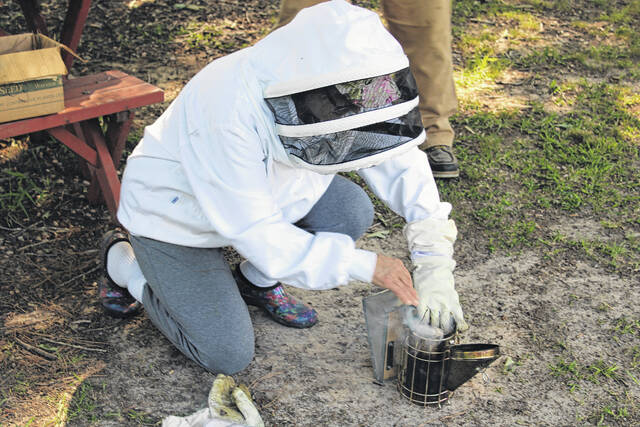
[404,218,468,334]
[208,374,264,427]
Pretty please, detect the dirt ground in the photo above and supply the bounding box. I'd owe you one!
[1,0,639,426]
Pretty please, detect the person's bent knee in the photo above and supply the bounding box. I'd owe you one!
[343,189,374,241]
[353,195,374,240]
[199,338,255,375]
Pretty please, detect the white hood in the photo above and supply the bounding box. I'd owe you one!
[252,0,408,96]
[249,0,425,174]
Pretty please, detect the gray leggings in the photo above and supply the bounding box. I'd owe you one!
[130,175,374,374]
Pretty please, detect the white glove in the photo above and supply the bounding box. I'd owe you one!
[208,375,264,427]
[404,218,468,333]
[162,374,263,427]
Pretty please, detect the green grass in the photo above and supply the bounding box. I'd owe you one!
[549,358,624,388]
[613,317,640,336]
[65,382,99,424]
[125,408,159,425]
[439,77,640,269]
[589,404,632,426]
[452,0,514,29]
[546,314,639,423]
[179,22,224,50]
[0,169,48,222]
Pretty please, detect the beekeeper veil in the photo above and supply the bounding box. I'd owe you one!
[252,0,425,174]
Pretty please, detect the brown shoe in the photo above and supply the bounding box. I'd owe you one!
[425,145,460,178]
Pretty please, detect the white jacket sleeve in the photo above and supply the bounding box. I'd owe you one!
[178,124,376,290]
[359,147,468,332]
[357,147,451,223]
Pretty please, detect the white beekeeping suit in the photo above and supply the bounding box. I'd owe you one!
[118,0,466,331]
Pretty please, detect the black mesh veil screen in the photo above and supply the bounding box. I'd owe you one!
[266,68,419,126]
[280,107,423,166]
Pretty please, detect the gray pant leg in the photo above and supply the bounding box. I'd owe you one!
[127,175,371,372]
[130,236,254,374]
[296,174,374,240]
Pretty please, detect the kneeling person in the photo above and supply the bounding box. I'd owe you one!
[101,0,467,375]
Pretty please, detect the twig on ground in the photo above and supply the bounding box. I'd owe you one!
[21,252,62,257]
[260,393,283,410]
[27,330,102,345]
[496,80,527,86]
[440,411,467,423]
[58,265,100,287]
[249,371,284,389]
[13,336,57,361]
[0,225,22,231]
[17,239,58,252]
[39,336,107,353]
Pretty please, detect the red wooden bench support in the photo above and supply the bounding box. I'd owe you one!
[47,126,98,166]
[60,0,92,71]
[82,119,121,215]
[0,71,164,221]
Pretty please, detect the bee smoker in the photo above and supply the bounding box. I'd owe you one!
[363,290,500,407]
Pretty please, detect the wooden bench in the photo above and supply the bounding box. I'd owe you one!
[0,70,164,219]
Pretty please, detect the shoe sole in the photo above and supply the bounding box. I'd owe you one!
[432,170,460,178]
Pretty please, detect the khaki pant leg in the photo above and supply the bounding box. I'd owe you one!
[382,0,458,148]
[275,0,331,29]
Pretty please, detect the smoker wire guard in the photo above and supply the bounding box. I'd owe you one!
[362,291,500,407]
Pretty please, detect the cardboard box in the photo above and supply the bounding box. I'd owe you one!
[0,33,69,124]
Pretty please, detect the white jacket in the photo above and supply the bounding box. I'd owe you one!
[117,0,451,290]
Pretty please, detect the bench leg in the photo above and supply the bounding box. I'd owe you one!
[47,126,97,166]
[47,124,119,219]
[75,122,102,206]
[60,0,92,71]
[73,122,101,204]
[83,112,133,206]
[105,110,134,170]
[81,119,121,219]
[69,123,93,181]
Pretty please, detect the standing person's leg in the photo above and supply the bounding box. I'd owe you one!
[383,0,460,178]
[129,236,255,374]
[274,0,328,29]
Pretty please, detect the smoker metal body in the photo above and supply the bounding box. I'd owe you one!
[363,290,500,406]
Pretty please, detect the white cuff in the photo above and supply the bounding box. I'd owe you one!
[239,260,278,287]
[347,249,377,283]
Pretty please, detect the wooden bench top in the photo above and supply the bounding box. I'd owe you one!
[0,70,164,139]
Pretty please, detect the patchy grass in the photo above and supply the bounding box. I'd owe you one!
[0,169,48,222]
[440,1,640,275]
[66,382,99,424]
[442,76,640,270]
[549,355,638,423]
